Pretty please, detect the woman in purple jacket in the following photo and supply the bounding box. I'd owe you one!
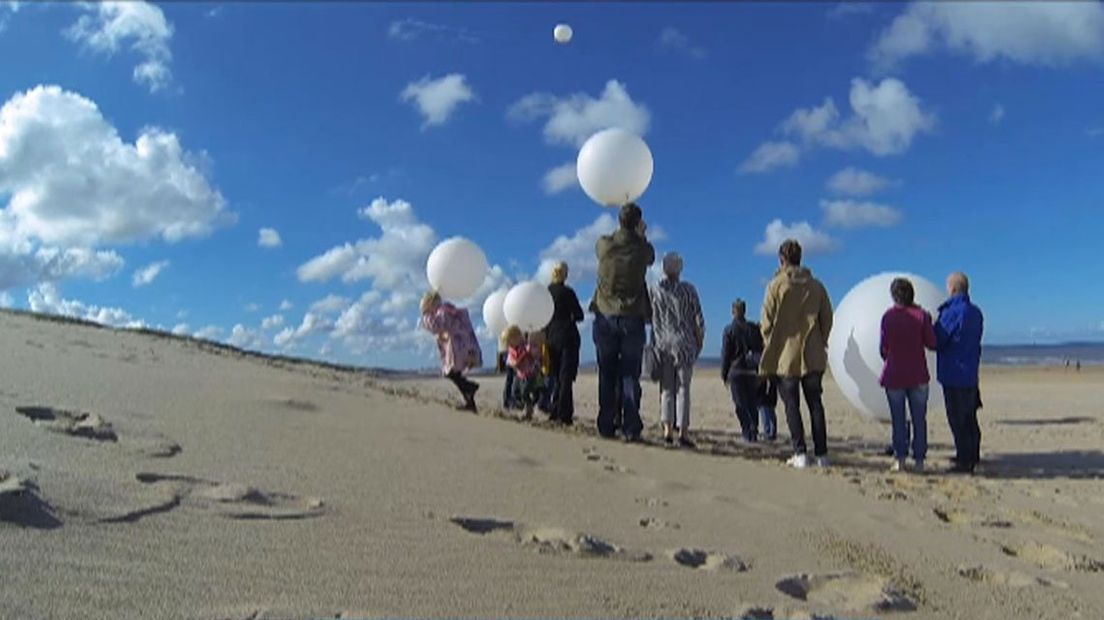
[880,278,937,472]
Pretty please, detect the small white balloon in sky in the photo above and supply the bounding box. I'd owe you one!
[827,272,946,423]
[425,237,488,302]
[553,24,573,44]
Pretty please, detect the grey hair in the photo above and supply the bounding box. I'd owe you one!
[662,252,683,277]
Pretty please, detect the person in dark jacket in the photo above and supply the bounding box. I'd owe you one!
[721,299,762,442]
[544,261,584,425]
[935,272,984,474]
[591,203,655,441]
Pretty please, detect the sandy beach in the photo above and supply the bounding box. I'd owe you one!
[1,309,1102,620]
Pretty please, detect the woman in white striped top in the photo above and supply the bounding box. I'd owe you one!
[649,252,705,447]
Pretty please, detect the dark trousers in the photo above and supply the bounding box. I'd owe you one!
[447,371,478,401]
[548,341,579,423]
[779,373,827,456]
[944,386,981,467]
[502,366,517,408]
[728,372,759,440]
[593,314,645,438]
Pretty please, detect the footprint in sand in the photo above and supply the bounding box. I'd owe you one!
[999,541,1103,573]
[775,572,917,614]
[635,497,670,508]
[0,472,62,529]
[639,517,680,530]
[447,515,653,562]
[582,447,633,474]
[932,506,1012,529]
[669,547,747,572]
[133,472,325,521]
[14,406,118,442]
[957,564,1069,589]
[270,398,320,413]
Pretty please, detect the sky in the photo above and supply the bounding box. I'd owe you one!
[0,1,1103,369]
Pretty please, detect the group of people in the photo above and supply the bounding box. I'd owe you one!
[420,203,986,474]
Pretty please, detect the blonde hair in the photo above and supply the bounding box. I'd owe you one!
[550,261,568,284]
[502,325,523,346]
[420,290,441,314]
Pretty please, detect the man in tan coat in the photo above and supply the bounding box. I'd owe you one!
[760,239,833,468]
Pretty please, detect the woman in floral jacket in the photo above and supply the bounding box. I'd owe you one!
[420,291,483,412]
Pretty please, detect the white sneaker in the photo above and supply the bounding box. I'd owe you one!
[890,459,906,472]
[815,456,830,468]
[787,453,810,469]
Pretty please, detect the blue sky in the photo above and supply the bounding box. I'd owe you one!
[0,1,1102,368]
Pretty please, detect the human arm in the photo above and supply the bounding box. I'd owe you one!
[569,288,584,323]
[880,313,889,360]
[691,286,705,352]
[923,311,937,351]
[720,325,734,382]
[760,280,779,343]
[818,283,834,347]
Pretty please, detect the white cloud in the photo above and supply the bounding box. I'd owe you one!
[990,103,1005,126]
[387,18,479,44]
[828,1,876,19]
[738,141,801,174]
[299,198,436,294]
[826,167,895,196]
[0,85,231,248]
[754,220,839,256]
[273,312,333,349]
[261,314,284,330]
[0,245,125,291]
[657,27,707,59]
[399,74,476,129]
[868,2,1104,72]
[278,299,293,311]
[27,283,143,328]
[0,291,12,308]
[171,322,189,336]
[194,325,223,340]
[0,1,18,34]
[508,80,651,148]
[244,303,261,313]
[227,323,264,350]
[310,294,352,315]
[131,260,168,287]
[535,213,618,285]
[821,199,903,229]
[64,1,175,93]
[258,227,282,248]
[743,77,934,173]
[542,162,579,194]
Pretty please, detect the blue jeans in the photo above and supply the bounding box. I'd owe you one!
[593,314,645,438]
[886,385,929,462]
[758,406,777,440]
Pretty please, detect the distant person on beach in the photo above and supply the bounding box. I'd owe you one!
[496,332,518,410]
[545,262,584,425]
[650,252,705,447]
[721,299,763,442]
[591,203,655,442]
[504,325,544,419]
[420,291,482,412]
[880,277,937,473]
[759,239,834,469]
[935,272,984,474]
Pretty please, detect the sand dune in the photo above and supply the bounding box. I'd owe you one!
[1,309,1102,619]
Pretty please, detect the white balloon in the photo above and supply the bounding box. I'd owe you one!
[553,23,573,44]
[576,128,654,207]
[827,272,946,423]
[503,281,554,333]
[481,289,509,339]
[425,237,488,301]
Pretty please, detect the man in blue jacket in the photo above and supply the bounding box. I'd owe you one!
[935,272,984,474]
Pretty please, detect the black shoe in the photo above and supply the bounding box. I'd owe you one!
[623,434,642,444]
[664,435,675,446]
[598,431,617,440]
[947,463,975,475]
[678,436,696,449]
[456,401,477,413]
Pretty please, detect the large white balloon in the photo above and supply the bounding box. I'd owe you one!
[553,23,573,44]
[503,281,554,333]
[482,289,509,339]
[827,272,946,422]
[576,128,654,207]
[426,237,488,301]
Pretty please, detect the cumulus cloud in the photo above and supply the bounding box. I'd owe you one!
[535,213,618,285]
[508,80,651,148]
[738,141,801,174]
[542,162,579,194]
[754,220,839,256]
[260,314,284,330]
[171,322,189,335]
[741,77,934,173]
[257,227,282,248]
[990,103,1005,126]
[0,85,231,248]
[657,27,707,59]
[131,260,168,287]
[826,167,895,196]
[400,74,476,129]
[273,312,333,349]
[821,199,903,228]
[64,1,175,93]
[868,2,1104,72]
[193,325,223,340]
[27,283,143,328]
[310,294,351,315]
[227,324,264,350]
[278,299,293,311]
[0,244,124,290]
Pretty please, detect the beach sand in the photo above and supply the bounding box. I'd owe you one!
[1,309,1102,619]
